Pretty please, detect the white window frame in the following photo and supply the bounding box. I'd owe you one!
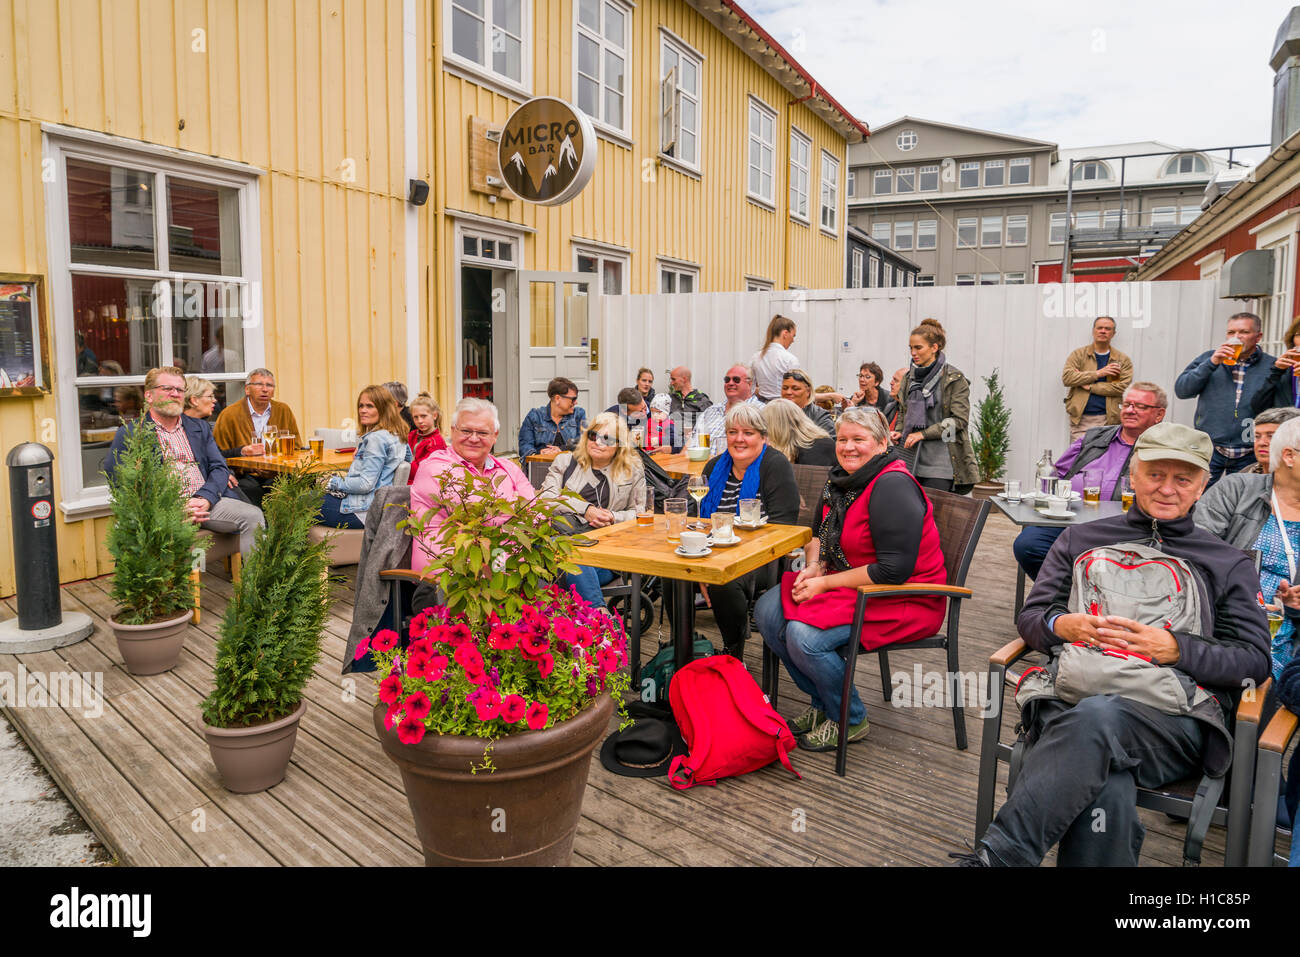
[873,168,892,196]
[444,0,533,98]
[846,169,855,197]
[959,161,979,189]
[1072,160,1113,182]
[659,30,703,173]
[956,273,975,286]
[884,263,895,287]
[894,220,914,252]
[1005,214,1028,246]
[979,273,1000,285]
[896,129,918,152]
[1076,210,1100,231]
[956,217,977,249]
[574,0,632,140]
[1180,204,1201,225]
[1004,272,1026,284]
[745,276,773,292]
[658,259,700,294]
[746,96,777,207]
[573,243,629,295]
[850,249,864,288]
[917,219,937,250]
[1008,156,1031,185]
[1251,208,1300,350]
[981,215,1003,247]
[983,159,1005,188]
[896,167,915,193]
[789,128,811,223]
[43,127,264,518]
[819,150,839,236]
[1049,211,1067,245]
[871,222,891,248]
[1150,206,1176,227]
[916,275,935,287]
[1163,153,1209,176]
[918,165,939,192]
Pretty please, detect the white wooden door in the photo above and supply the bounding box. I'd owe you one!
[517,270,601,433]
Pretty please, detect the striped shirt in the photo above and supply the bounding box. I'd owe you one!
[712,473,766,522]
[153,418,204,498]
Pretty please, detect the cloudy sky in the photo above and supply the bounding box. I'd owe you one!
[745,0,1289,162]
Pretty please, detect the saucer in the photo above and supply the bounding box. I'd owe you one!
[708,534,741,547]
[1042,510,1073,520]
[734,518,768,529]
[674,545,713,558]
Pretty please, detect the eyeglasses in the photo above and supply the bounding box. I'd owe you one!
[723,376,747,384]
[587,430,621,446]
[154,386,184,395]
[1120,400,1160,411]
[453,426,493,440]
[784,373,810,386]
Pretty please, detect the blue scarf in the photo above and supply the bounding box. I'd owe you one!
[699,444,767,517]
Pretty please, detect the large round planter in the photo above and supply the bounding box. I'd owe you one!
[375,693,614,866]
[109,609,192,675]
[201,699,308,793]
[971,481,1003,502]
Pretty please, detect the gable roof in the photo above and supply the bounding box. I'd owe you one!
[867,115,1056,150]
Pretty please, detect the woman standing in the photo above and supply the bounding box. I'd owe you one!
[894,318,978,494]
[317,385,411,529]
[635,367,657,405]
[763,398,837,466]
[755,407,947,752]
[541,413,647,609]
[406,392,447,484]
[751,315,798,402]
[1253,315,1300,414]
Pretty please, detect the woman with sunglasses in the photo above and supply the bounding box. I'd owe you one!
[540,412,648,609]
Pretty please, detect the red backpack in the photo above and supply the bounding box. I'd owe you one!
[667,657,801,790]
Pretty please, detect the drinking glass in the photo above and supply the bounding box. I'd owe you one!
[635,488,655,527]
[279,434,297,457]
[686,475,709,529]
[1267,608,1284,639]
[1004,480,1021,504]
[710,511,735,543]
[739,498,762,526]
[310,437,325,461]
[699,431,710,449]
[665,498,688,543]
[263,425,278,456]
[1054,478,1073,499]
[1120,476,1135,509]
[1082,469,1102,505]
[1224,336,1243,366]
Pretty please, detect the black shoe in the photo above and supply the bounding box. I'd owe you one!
[949,846,993,867]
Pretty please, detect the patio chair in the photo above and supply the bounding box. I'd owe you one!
[791,464,831,528]
[526,458,551,489]
[308,462,410,566]
[974,642,1266,866]
[1248,698,1297,865]
[762,488,990,775]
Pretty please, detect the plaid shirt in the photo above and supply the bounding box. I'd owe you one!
[1217,348,1264,459]
[153,416,205,497]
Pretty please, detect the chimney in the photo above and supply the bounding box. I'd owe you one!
[1271,7,1300,149]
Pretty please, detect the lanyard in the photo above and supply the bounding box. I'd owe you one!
[1271,490,1298,582]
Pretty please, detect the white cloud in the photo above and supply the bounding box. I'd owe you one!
[746,0,1286,158]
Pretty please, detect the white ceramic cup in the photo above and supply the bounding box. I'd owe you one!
[1045,495,1070,516]
[679,530,709,554]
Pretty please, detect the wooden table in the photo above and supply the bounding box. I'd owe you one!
[990,494,1127,619]
[227,449,355,474]
[650,450,708,478]
[575,518,811,682]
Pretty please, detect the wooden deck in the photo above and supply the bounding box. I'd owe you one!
[0,513,1283,866]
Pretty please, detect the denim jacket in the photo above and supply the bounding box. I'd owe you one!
[326,429,411,514]
[517,404,588,456]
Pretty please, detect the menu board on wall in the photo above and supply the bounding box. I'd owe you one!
[0,276,49,397]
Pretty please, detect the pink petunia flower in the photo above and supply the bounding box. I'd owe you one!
[409,610,431,638]
[454,644,484,673]
[371,629,399,653]
[427,654,449,680]
[598,648,620,674]
[474,696,502,722]
[353,635,371,660]
[500,694,526,724]
[536,653,555,679]
[403,691,432,721]
[521,632,549,657]
[488,624,517,650]
[526,701,549,730]
[396,713,426,744]
[378,673,404,704]
[384,701,404,729]
[553,619,576,643]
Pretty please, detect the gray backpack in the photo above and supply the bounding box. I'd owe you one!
[1069,541,1204,632]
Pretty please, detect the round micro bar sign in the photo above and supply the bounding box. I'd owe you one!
[497,97,596,205]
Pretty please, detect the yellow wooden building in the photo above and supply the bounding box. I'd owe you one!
[0,0,865,597]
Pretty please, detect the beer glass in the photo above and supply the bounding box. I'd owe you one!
[1082,468,1102,505]
[310,437,325,461]
[1223,336,1244,366]
[665,498,688,542]
[635,488,655,527]
[279,434,296,457]
[1120,476,1134,509]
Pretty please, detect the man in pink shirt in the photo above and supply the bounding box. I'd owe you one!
[409,397,534,576]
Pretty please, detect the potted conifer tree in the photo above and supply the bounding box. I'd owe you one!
[105,419,208,675]
[200,467,333,793]
[971,369,1012,501]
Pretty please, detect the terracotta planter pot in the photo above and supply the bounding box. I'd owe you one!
[201,699,308,793]
[971,481,1004,502]
[375,694,614,866]
[109,609,192,675]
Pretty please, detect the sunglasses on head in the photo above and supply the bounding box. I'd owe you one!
[587,429,621,446]
[784,372,810,386]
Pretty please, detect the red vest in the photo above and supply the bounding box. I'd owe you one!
[780,459,947,648]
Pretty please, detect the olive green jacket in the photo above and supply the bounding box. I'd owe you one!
[896,364,980,487]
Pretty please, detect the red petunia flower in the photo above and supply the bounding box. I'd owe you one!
[521,632,549,657]
[536,653,555,679]
[353,635,371,660]
[384,701,404,729]
[488,624,517,650]
[379,673,404,704]
[427,654,449,680]
[447,623,473,647]
[474,695,502,722]
[408,637,434,658]
[500,694,527,724]
[372,629,399,653]
[598,647,620,674]
[396,712,426,744]
[553,619,576,643]
[574,626,595,649]
[406,652,431,679]
[409,610,431,638]
[454,644,484,673]
[403,691,432,721]
[526,701,549,730]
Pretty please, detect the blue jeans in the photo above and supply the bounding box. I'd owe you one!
[1012,526,1064,580]
[317,493,366,529]
[567,565,616,609]
[754,587,866,726]
[1208,448,1255,487]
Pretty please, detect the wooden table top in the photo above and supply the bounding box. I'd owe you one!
[524,447,707,477]
[573,519,810,586]
[227,449,354,474]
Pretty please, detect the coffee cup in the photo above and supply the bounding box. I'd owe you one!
[1045,495,1070,516]
[679,530,709,554]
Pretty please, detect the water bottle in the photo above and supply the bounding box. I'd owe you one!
[1036,450,1055,495]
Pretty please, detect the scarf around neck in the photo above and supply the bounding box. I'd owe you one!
[818,448,901,571]
[902,351,946,436]
[700,444,767,518]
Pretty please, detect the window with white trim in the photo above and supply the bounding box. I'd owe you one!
[1163,153,1208,175]
[789,130,811,221]
[575,247,627,295]
[448,0,528,89]
[917,220,937,250]
[919,165,939,191]
[1150,206,1176,227]
[846,169,855,197]
[979,273,1000,285]
[49,137,262,506]
[576,0,630,135]
[884,263,895,286]
[746,277,773,292]
[1180,204,1201,225]
[1049,211,1067,244]
[1006,214,1028,246]
[660,35,701,169]
[1009,157,1031,185]
[896,167,915,193]
[871,223,891,248]
[956,273,975,286]
[1102,209,1127,229]
[1004,272,1026,284]
[851,248,864,288]
[984,159,1005,188]
[874,168,892,195]
[981,215,1002,247]
[1072,160,1112,182]
[867,253,880,286]
[819,151,839,233]
[747,97,776,204]
[956,217,977,248]
[659,261,698,293]
[1076,210,1100,231]
[959,161,979,189]
[894,220,914,252]
[916,275,935,287]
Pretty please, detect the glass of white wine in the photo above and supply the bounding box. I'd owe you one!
[263,425,278,457]
[687,474,709,530]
